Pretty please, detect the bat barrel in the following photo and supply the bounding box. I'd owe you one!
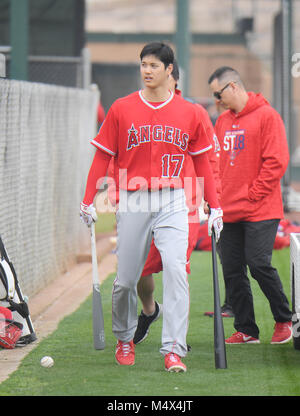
[211,230,227,369]
[91,223,106,350]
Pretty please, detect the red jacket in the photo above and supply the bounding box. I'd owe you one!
[215,92,289,222]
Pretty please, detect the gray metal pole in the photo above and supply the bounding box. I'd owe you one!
[175,0,191,97]
[82,47,91,89]
[0,54,6,78]
[10,0,29,80]
[281,0,293,207]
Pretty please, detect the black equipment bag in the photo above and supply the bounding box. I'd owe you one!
[0,236,37,346]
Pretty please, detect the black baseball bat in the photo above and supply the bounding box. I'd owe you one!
[90,222,105,350]
[211,229,227,369]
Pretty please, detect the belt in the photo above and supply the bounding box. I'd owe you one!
[147,187,176,192]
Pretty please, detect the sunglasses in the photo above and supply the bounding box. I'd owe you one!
[213,82,232,100]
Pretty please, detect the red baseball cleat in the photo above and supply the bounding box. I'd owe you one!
[164,352,187,373]
[115,340,135,366]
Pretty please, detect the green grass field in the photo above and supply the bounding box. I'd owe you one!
[1,246,300,398]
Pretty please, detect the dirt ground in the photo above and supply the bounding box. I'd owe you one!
[0,233,117,384]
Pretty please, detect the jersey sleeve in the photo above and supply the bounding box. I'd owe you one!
[91,103,118,156]
[82,149,112,205]
[188,107,212,156]
[192,152,220,208]
[198,106,222,197]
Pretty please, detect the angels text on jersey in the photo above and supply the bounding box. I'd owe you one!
[127,123,189,152]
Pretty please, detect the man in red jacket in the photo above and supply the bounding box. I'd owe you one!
[208,66,292,345]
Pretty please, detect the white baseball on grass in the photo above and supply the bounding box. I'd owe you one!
[40,356,54,368]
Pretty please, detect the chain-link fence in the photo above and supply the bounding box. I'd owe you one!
[0,47,91,88]
[0,78,98,297]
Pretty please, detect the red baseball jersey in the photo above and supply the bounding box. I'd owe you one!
[91,90,212,191]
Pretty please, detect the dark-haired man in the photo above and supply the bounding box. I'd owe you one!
[133,59,222,346]
[208,66,292,345]
[80,42,223,372]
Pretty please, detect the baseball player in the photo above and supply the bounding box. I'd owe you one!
[80,42,223,373]
[132,60,222,345]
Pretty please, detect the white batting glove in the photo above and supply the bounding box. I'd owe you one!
[208,208,223,242]
[80,202,98,227]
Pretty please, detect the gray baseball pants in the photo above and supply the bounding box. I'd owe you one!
[112,188,189,357]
